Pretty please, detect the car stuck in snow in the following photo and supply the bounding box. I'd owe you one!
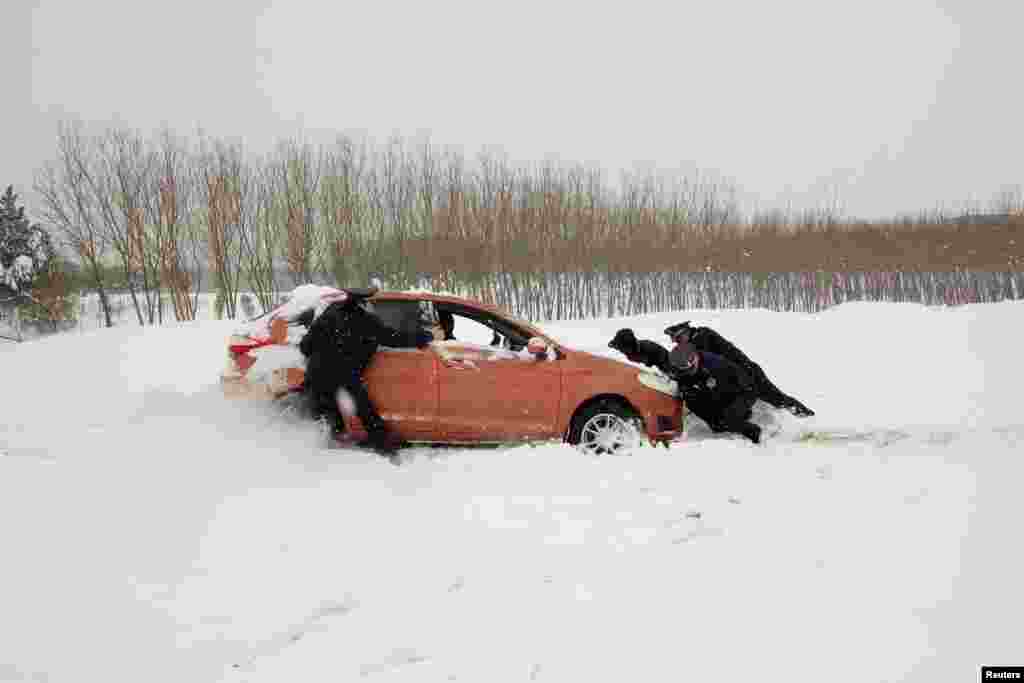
[222,286,685,453]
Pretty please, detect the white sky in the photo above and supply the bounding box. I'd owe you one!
[10,0,1023,218]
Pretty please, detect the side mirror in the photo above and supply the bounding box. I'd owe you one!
[526,336,550,358]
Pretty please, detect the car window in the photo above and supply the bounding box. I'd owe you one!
[371,299,548,354]
[436,305,532,351]
[444,314,497,346]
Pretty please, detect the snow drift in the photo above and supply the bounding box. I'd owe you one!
[1,300,1022,683]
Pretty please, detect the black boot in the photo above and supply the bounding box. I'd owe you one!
[741,422,762,444]
[363,429,403,461]
[317,417,351,449]
[787,403,815,418]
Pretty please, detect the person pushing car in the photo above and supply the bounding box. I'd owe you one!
[664,321,814,417]
[668,340,764,444]
[299,287,433,458]
[607,328,673,375]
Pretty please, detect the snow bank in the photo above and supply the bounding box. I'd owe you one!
[1,301,1022,683]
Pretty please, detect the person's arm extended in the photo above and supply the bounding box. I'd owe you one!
[639,340,673,374]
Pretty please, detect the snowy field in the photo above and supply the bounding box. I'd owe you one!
[1,301,1022,683]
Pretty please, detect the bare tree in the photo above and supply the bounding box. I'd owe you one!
[92,127,160,324]
[320,135,375,288]
[264,139,325,287]
[33,125,1024,327]
[196,134,248,319]
[148,129,201,321]
[238,159,283,314]
[34,121,114,327]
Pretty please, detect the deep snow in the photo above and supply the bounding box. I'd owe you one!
[1,301,1021,683]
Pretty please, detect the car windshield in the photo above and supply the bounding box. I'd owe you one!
[470,303,561,346]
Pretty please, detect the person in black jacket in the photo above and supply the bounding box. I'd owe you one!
[668,341,763,444]
[437,310,457,341]
[299,290,433,457]
[664,321,814,417]
[608,328,673,375]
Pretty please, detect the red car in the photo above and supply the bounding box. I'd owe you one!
[222,290,685,454]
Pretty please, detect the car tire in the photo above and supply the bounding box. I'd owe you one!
[568,399,644,456]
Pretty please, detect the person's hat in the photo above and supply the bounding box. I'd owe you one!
[608,328,638,352]
[664,321,694,341]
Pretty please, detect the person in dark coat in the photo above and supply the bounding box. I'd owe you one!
[668,341,763,444]
[299,291,433,456]
[664,321,814,417]
[608,328,673,375]
[437,310,456,341]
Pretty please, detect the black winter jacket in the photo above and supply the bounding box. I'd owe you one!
[687,327,757,371]
[673,351,756,412]
[300,301,423,377]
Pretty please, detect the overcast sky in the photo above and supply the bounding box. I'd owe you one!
[10,0,1022,219]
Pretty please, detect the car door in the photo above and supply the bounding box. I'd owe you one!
[344,298,439,440]
[434,342,562,442]
[359,348,438,440]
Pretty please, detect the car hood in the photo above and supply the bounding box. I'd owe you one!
[567,348,679,396]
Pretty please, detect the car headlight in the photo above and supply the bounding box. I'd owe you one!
[637,372,678,398]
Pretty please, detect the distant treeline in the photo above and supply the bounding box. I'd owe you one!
[33,122,1024,326]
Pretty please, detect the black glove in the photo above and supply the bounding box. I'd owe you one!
[415,331,434,348]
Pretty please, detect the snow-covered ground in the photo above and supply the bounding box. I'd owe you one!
[1,301,1021,683]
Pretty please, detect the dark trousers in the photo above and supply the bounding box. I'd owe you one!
[306,359,387,437]
[686,392,762,443]
[338,375,387,435]
[746,362,813,415]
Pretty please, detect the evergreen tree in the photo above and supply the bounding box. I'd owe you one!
[0,186,55,300]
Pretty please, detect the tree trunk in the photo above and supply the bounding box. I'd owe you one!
[96,282,113,328]
[125,268,145,326]
[85,257,114,328]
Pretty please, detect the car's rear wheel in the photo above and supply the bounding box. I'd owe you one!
[568,399,644,456]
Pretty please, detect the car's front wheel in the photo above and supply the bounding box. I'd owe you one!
[568,399,644,455]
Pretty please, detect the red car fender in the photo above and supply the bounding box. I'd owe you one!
[556,351,682,439]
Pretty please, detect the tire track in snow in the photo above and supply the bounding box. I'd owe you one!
[229,598,360,674]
